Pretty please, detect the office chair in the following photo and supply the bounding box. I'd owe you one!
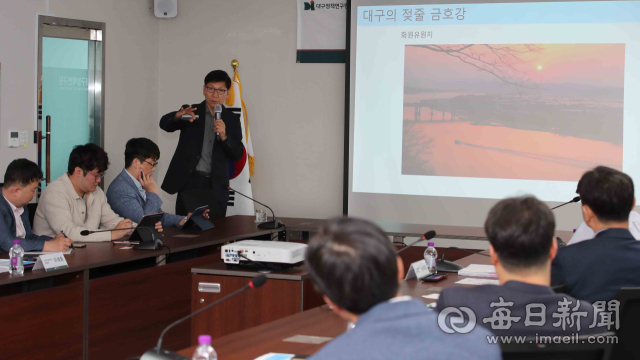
[610,287,640,359]
[26,203,38,228]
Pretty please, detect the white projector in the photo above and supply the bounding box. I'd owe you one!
[222,240,307,265]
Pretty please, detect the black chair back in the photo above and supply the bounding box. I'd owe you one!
[26,203,38,228]
[611,287,640,359]
[551,283,567,294]
[501,333,615,360]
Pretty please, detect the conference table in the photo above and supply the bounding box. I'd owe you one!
[175,252,494,359]
[0,215,571,360]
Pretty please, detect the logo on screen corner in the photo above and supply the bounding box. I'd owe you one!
[304,1,315,10]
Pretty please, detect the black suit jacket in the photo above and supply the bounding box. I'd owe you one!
[551,228,640,303]
[159,101,244,202]
[437,281,607,336]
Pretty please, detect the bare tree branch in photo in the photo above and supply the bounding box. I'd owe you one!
[413,44,543,93]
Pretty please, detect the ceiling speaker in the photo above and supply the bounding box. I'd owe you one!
[154,0,177,18]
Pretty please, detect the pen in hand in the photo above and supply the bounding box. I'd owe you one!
[61,230,75,250]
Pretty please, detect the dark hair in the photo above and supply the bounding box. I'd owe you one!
[124,138,160,168]
[67,143,109,175]
[3,159,43,188]
[204,70,231,89]
[485,196,555,272]
[305,217,398,315]
[577,166,634,223]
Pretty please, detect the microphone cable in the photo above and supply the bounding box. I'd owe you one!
[155,244,171,266]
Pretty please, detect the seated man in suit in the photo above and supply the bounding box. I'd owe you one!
[552,166,640,302]
[0,159,71,252]
[568,210,640,245]
[306,217,500,360]
[107,138,199,227]
[33,144,158,242]
[437,196,605,336]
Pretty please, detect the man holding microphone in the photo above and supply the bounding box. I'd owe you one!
[160,70,244,218]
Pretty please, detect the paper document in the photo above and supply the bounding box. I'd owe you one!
[0,259,10,273]
[458,264,497,278]
[25,249,72,255]
[456,278,500,286]
[422,293,440,300]
[283,335,333,344]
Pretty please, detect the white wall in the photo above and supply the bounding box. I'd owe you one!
[0,0,160,186]
[156,0,344,219]
[0,0,343,219]
[0,0,47,177]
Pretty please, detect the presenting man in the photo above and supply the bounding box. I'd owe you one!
[33,144,142,242]
[160,70,243,218]
[0,159,71,252]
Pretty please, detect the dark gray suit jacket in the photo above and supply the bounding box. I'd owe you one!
[437,281,607,336]
[309,298,501,360]
[552,228,640,303]
[159,101,244,204]
[0,196,51,252]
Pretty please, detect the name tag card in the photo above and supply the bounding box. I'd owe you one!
[32,253,69,272]
[404,259,431,280]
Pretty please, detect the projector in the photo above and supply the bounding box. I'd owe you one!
[222,240,307,265]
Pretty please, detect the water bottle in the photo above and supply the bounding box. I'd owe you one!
[192,335,217,360]
[424,242,437,275]
[9,240,24,276]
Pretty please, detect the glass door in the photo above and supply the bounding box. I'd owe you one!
[37,16,104,190]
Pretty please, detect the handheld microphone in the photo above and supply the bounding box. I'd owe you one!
[81,227,162,250]
[551,196,581,210]
[179,104,199,120]
[396,230,436,254]
[229,186,284,229]
[214,104,222,141]
[140,275,268,360]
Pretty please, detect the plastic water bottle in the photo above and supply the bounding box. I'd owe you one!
[424,242,437,274]
[192,335,217,360]
[9,240,24,275]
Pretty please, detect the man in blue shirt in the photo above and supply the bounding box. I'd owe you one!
[107,138,192,227]
[305,217,500,360]
[0,159,71,252]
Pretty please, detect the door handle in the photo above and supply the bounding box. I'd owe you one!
[45,115,51,184]
[198,282,221,293]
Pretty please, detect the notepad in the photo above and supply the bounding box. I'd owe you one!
[25,249,72,255]
[458,264,497,278]
[456,278,500,286]
[0,259,35,273]
[254,354,296,360]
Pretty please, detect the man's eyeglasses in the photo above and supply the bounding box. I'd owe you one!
[85,171,106,180]
[205,86,228,96]
[144,160,158,168]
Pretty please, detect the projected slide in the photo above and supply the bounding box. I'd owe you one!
[351,1,640,201]
[402,43,624,181]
